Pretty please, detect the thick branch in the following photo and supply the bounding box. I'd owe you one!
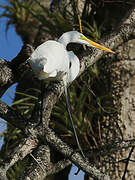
[18,145,71,180]
[11,44,34,79]
[45,128,110,180]
[0,100,26,129]
[0,59,14,97]
[122,6,135,25]
[87,139,135,158]
[0,136,38,180]
[18,145,51,180]
[79,7,135,74]
[79,25,135,76]
[1,97,135,180]
[41,82,64,128]
[0,44,34,97]
[0,97,110,180]
[48,159,71,176]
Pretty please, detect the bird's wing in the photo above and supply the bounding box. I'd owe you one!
[28,41,69,80]
[67,51,80,83]
[28,43,48,73]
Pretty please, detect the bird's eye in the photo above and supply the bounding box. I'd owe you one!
[69,62,72,68]
[80,35,84,39]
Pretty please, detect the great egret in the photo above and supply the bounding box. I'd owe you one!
[28,31,114,159]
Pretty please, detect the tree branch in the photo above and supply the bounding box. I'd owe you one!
[18,145,51,180]
[0,96,110,180]
[0,59,14,97]
[0,136,38,180]
[0,100,27,129]
[122,147,134,180]
[0,44,34,97]
[44,128,110,180]
[11,44,34,79]
[1,98,135,180]
[79,24,135,77]
[18,145,71,180]
[87,139,135,158]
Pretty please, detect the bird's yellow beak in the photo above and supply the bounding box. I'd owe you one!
[81,35,115,53]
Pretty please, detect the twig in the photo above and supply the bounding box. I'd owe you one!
[87,139,135,158]
[30,153,46,173]
[76,0,86,50]
[122,147,134,180]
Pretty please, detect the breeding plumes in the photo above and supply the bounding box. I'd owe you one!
[28,31,114,159]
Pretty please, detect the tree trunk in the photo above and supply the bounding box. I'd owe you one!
[95,39,135,179]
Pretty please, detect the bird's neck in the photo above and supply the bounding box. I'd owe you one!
[58,37,69,47]
[58,32,73,47]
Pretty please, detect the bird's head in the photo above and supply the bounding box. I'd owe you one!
[58,31,114,53]
[70,31,90,45]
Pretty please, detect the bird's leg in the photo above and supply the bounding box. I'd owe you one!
[64,85,86,160]
[31,81,44,127]
[40,80,45,127]
[30,80,47,131]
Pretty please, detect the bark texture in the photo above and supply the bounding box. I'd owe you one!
[94,38,135,180]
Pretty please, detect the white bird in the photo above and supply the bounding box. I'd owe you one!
[28,31,114,159]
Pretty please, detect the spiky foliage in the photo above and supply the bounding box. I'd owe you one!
[0,0,104,43]
[0,0,35,24]
[0,0,38,42]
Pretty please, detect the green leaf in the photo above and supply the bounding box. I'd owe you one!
[9,90,38,100]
